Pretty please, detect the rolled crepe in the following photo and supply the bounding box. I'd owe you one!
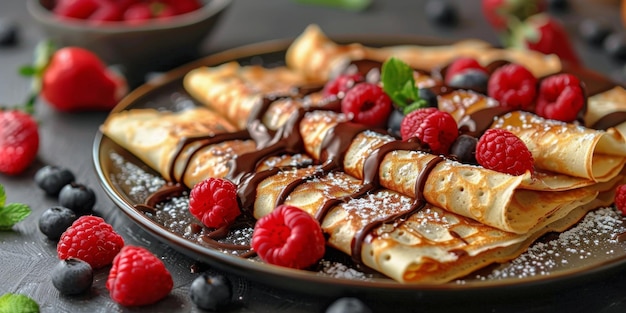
[254,162,620,283]
[298,110,600,234]
[586,86,626,138]
[436,90,626,183]
[183,61,319,129]
[100,107,314,187]
[285,24,562,81]
[491,111,626,182]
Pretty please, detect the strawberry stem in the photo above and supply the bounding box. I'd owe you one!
[16,40,56,115]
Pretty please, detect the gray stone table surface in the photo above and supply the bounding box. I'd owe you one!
[2,0,626,312]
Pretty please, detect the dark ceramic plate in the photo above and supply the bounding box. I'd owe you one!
[93,37,626,300]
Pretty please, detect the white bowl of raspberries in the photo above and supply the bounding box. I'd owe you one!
[27,0,232,73]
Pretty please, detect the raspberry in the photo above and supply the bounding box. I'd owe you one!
[189,178,241,229]
[487,63,537,110]
[535,73,584,122]
[57,215,124,269]
[341,82,393,128]
[445,57,487,85]
[615,185,626,215]
[251,205,325,269]
[475,128,534,176]
[0,110,39,175]
[322,73,364,97]
[106,246,173,306]
[399,108,459,155]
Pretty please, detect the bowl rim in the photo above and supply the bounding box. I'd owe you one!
[26,0,232,33]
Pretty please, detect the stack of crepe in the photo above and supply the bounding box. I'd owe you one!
[100,25,626,284]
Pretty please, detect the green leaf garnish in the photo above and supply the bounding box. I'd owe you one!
[0,185,31,231]
[0,293,40,313]
[293,0,372,11]
[381,57,428,114]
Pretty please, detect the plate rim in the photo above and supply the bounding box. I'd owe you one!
[93,36,626,296]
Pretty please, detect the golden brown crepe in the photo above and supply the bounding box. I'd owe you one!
[587,86,626,138]
[285,24,562,81]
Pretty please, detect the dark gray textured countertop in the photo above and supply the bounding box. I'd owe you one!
[2,0,626,312]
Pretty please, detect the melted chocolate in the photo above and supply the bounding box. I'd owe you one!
[350,156,443,264]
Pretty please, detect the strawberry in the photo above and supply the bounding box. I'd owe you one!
[53,0,100,20]
[0,110,39,175]
[106,246,173,306]
[482,0,546,31]
[509,13,581,66]
[20,41,127,112]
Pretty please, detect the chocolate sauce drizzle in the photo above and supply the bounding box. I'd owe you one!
[133,56,626,267]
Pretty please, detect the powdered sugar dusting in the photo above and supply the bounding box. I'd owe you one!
[466,207,626,282]
[108,151,626,284]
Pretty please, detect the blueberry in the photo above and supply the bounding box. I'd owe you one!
[449,134,478,164]
[189,273,232,311]
[579,19,612,46]
[547,0,569,13]
[447,69,489,92]
[58,183,96,215]
[603,32,626,61]
[0,18,18,47]
[425,0,458,26]
[34,165,76,196]
[325,297,372,313]
[38,206,77,240]
[418,88,438,108]
[386,108,404,138]
[51,258,93,295]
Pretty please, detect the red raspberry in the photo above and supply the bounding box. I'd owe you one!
[615,184,626,215]
[57,215,124,269]
[322,73,364,97]
[251,205,325,269]
[0,110,39,175]
[106,246,173,306]
[189,178,241,229]
[444,57,488,85]
[488,63,537,110]
[475,128,534,176]
[341,82,393,128]
[535,73,584,122]
[399,108,459,155]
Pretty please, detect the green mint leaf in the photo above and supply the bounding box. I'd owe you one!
[403,100,428,115]
[0,203,31,231]
[0,293,40,313]
[381,57,421,110]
